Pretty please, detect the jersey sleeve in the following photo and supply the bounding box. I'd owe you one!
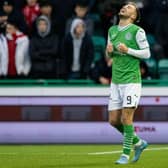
[107,34,111,45]
[136,28,149,49]
[106,33,113,58]
[127,28,150,59]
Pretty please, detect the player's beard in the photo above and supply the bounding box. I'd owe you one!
[118,13,130,20]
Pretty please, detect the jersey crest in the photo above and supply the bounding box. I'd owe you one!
[125,32,132,40]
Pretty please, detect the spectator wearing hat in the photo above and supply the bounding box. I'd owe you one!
[1,0,27,34]
[29,15,59,79]
[65,0,94,36]
[0,20,31,78]
[62,18,94,79]
[22,0,40,34]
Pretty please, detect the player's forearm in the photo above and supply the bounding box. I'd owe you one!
[127,47,150,59]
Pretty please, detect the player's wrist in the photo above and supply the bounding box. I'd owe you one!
[127,48,132,54]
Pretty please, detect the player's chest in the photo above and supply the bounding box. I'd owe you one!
[110,31,135,48]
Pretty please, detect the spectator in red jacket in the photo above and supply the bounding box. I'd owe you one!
[22,0,40,34]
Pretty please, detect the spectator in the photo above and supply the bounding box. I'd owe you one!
[0,19,31,78]
[154,0,168,57]
[33,0,57,34]
[22,0,40,34]
[90,56,112,84]
[65,0,94,36]
[1,0,27,33]
[29,15,59,79]
[50,0,76,38]
[0,11,8,34]
[140,61,151,80]
[62,18,94,79]
[0,33,7,76]
[97,0,123,38]
[39,0,53,18]
[147,34,165,60]
[14,0,26,10]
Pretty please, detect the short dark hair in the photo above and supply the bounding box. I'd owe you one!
[2,0,14,6]
[126,2,141,23]
[76,0,89,8]
[39,0,52,8]
[7,18,18,29]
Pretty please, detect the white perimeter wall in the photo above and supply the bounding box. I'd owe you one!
[0,122,167,144]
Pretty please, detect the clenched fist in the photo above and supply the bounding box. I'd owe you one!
[106,43,113,54]
[117,43,128,53]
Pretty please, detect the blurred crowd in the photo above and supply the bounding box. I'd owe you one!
[0,0,168,84]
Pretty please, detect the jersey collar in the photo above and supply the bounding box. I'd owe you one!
[118,23,132,32]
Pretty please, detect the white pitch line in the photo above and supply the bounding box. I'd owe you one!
[88,147,168,155]
[0,147,168,156]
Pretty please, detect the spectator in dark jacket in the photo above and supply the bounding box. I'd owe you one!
[50,0,76,39]
[90,56,112,84]
[140,61,151,80]
[0,11,8,34]
[65,0,94,36]
[1,0,27,34]
[62,18,94,79]
[29,15,59,79]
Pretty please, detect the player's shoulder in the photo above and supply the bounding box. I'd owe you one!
[131,24,146,36]
[131,24,145,32]
[108,25,118,32]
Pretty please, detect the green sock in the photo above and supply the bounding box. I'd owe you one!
[114,124,141,145]
[123,125,134,156]
[115,125,124,133]
[133,133,141,145]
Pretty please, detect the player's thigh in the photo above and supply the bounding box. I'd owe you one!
[123,83,141,108]
[109,109,122,125]
[108,83,122,111]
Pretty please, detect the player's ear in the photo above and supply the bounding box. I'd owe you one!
[131,14,136,22]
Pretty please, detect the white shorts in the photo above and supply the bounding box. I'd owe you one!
[108,83,141,111]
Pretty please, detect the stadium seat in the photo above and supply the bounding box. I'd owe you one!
[90,13,101,23]
[158,59,168,79]
[90,13,103,36]
[93,51,102,62]
[147,34,157,46]
[92,36,106,51]
[92,36,106,63]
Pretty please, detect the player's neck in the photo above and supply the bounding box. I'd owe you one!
[119,19,132,27]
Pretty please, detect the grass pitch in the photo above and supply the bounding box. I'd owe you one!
[0,144,167,168]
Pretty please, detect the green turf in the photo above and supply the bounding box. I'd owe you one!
[0,144,167,168]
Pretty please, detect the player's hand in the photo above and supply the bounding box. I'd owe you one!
[105,57,113,67]
[117,43,128,53]
[99,77,110,85]
[106,43,113,54]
